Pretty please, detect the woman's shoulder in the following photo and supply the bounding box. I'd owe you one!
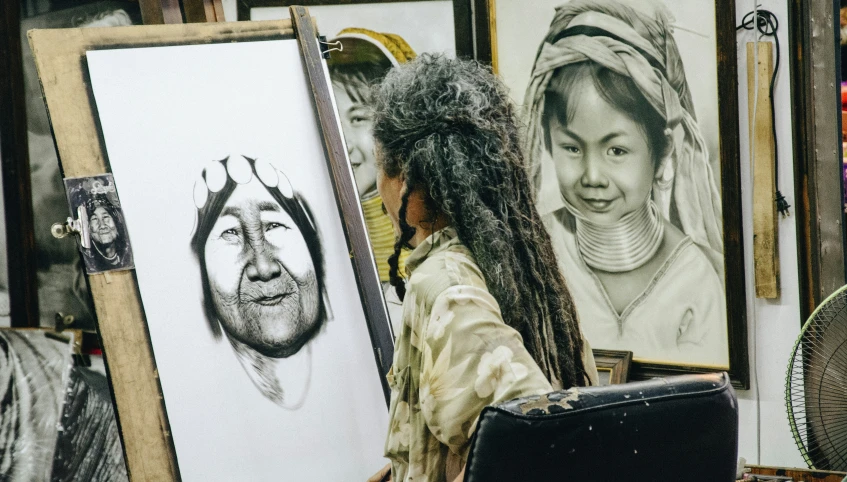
[407,243,488,308]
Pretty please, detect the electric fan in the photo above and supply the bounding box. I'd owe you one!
[786,286,847,471]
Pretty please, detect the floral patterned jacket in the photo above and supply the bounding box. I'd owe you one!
[384,227,597,481]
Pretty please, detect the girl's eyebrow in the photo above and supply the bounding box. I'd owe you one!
[599,131,628,143]
[555,127,628,144]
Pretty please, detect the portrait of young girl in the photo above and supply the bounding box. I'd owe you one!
[523,0,729,366]
[327,29,417,330]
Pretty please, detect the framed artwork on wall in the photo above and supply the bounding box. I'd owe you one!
[477,0,748,387]
[30,11,393,480]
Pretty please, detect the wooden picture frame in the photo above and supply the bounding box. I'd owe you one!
[474,0,749,388]
[788,0,845,324]
[237,0,476,59]
[0,0,39,327]
[592,349,633,386]
[29,10,393,479]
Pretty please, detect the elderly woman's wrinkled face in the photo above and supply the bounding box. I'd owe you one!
[89,207,118,245]
[548,81,655,225]
[204,178,320,358]
[333,85,378,197]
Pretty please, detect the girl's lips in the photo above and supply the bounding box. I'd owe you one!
[581,198,614,212]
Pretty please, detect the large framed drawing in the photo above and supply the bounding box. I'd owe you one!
[478,0,748,387]
[30,10,392,480]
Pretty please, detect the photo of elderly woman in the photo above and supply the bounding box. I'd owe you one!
[520,0,729,367]
[327,28,416,328]
[64,175,134,274]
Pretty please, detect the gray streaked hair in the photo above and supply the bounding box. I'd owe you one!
[372,53,588,388]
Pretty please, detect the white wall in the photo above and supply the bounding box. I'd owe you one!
[735,0,808,468]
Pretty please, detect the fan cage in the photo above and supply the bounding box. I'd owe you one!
[786,285,847,471]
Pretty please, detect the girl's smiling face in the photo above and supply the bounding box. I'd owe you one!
[547,80,657,225]
[333,84,378,197]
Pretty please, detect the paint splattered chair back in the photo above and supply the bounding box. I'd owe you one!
[464,373,738,482]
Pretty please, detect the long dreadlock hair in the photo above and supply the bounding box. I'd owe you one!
[372,53,588,388]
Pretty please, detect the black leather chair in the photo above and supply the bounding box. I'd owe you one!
[464,372,738,482]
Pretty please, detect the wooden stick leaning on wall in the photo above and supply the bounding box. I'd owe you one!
[747,41,780,299]
[184,0,226,23]
[28,20,298,481]
[139,0,183,25]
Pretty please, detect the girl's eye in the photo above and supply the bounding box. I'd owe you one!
[560,145,581,154]
[221,228,239,238]
[266,222,290,232]
[607,147,627,156]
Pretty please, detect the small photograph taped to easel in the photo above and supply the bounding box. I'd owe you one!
[64,174,134,274]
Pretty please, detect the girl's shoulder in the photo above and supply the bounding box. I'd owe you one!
[661,234,723,293]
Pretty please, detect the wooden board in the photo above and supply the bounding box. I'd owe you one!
[746,465,847,482]
[28,20,296,482]
[139,0,183,25]
[747,41,780,299]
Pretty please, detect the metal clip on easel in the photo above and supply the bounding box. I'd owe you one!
[318,36,342,59]
[51,205,91,249]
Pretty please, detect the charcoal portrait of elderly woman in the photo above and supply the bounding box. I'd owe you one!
[190,154,327,408]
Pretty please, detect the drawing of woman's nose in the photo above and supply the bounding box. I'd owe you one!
[245,238,282,282]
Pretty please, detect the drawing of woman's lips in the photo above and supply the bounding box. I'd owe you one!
[251,290,294,306]
[241,282,296,307]
[239,275,302,317]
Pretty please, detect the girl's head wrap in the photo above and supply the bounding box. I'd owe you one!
[525,0,723,272]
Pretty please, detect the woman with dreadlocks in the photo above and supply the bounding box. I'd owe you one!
[366,54,598,482]
[523,0,727,366]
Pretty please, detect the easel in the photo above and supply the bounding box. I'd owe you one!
[139,0,226,25]
[30,6,390,480]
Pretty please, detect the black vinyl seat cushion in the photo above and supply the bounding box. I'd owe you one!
[464,372,738,482]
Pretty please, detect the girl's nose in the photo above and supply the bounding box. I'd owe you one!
[580,153,609,188]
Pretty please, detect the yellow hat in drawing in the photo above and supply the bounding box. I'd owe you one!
[327,28,416,68]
